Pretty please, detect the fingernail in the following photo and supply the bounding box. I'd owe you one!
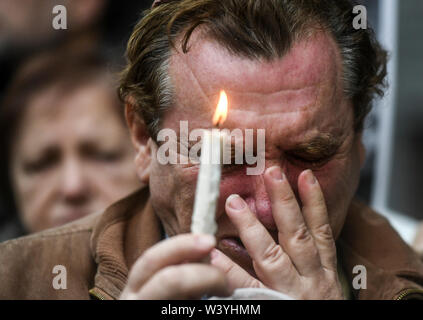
[196,234,216,249]
[267,166,284,181]
[227,194,246,210]
[306,170,317,184]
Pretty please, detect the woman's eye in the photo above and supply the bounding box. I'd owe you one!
[23,153,59,174]
[92,150,122,162]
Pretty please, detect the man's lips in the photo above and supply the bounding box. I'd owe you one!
[218,237,255,276]
[216,230,280,277]
[220,237,249,257]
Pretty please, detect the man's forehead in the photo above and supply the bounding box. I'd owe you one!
[165,29,350,145]
[169,30,342,104]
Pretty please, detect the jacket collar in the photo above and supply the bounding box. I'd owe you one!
[338,201,423,299]
[89,187,423,300]
[89,188,162,299]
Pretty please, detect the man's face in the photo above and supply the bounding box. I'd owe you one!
[143,31,364,273]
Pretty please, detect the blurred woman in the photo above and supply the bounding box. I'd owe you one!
[0,50,141,237]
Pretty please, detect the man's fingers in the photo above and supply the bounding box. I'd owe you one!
[127,233,216,291]
[225,194,296,285]
[210,249,262,291]
[263,166,321,275]
[298,169,337,271]
[135,264,231,300]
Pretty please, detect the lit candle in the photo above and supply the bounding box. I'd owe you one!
[191,91,228,235]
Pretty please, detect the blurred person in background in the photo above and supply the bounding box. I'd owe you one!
[0,0,151,96]
[0,0,152,52]
[0,1,150,237]
[0,0,107,51]
[0,0,108,237]
[0,0,108,101]
[0,50,142,239]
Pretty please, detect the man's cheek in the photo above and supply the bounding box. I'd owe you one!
[149,164,176,209]
[313,159,358,232]
[284,160,350,203]
[164,165,207,232]
[316,164,349,201]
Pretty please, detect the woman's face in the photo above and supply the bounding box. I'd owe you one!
[10,80,141,233]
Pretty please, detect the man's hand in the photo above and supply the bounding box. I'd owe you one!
[120,234,231,299]
[211,166,344,300]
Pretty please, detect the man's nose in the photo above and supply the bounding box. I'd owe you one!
[232,161,283,231]
[248,174,276,230]
[60,158,89,205]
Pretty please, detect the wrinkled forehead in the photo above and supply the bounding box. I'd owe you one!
[167,30,351,139]
[171,29,341,93]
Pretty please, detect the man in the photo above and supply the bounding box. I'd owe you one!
[1,0,423,300]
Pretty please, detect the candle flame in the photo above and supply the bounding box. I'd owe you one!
[213,90,228,127]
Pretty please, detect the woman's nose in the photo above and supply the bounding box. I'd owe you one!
[60,158,89,204]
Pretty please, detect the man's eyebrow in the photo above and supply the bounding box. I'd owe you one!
[289,133,341,159]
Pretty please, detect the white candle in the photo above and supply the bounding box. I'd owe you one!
[191,90,228,235]
[191,129,224,235]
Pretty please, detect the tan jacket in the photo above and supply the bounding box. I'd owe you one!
[1,187,423,300]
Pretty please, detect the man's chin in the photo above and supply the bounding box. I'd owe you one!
[217,237,256,277]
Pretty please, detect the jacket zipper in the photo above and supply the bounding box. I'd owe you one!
[89,288,106,300]
[396,288,423,300]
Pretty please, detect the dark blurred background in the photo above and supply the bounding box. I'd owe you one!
[356,0,423,244]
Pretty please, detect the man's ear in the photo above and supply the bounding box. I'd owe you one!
[125,102,152,185]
